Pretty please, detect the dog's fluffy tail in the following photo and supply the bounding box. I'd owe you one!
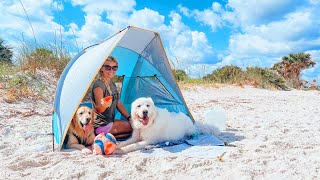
[194,108,226,136]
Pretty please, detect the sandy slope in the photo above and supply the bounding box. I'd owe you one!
[1,85,319,179]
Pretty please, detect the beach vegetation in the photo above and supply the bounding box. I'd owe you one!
[20,47,70,77]
[173,69,188,81]
[0,39,13,64]
[203,65,245,84]
[0,44,70,102]
[0,38,318,103]
[272,52,316,89]
[200,66,288,90]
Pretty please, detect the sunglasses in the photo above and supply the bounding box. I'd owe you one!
[103,65,118,71]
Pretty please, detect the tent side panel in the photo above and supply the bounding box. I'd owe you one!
[53,51,84,144]
[53,30,126,146]
[140,36,185,101]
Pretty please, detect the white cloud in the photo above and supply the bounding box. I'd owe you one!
[227,0,307,26]
[70,7,165,48]
[52,1,64,11]
[2,0,318,82]
[0,0,213,69]
[212,2,222,13]
[195,9,222,31]
[220,54,280,69]
[66,1,137,47]
[302,50,320,83]
[245,11,316,42]
[0,0,65,53]
[128,8,164,29]
[178,3,223,31]
[229,34,291,56]
[70,0,136,14]
[0,0,53,31]
[160,12,213,69]
[309,0,320,5]
[176,0,319,61]
[224,1,320,67]
[73,14,113,47]
[177,4,192,18]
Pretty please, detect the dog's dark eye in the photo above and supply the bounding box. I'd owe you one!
[88,112,91,115]
[146,104,150,107]
[137,105,141,108]
[79,112,83,115]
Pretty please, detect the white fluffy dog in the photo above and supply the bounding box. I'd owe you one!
[115,97,195,154]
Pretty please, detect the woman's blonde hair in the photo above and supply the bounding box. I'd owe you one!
[105,56,118,65]
[100,56,118,76]
[100,56,117,94]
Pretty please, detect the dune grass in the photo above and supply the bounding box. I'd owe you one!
[198,66,289,90]
[0,44,71,102]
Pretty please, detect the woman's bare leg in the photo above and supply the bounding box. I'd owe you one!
[109,120,132,139]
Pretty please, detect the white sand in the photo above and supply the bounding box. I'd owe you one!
[1,85,320,179]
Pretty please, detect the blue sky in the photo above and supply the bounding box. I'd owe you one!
[0,0,319,82]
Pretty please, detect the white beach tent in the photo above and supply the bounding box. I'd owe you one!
[52,26,194,150]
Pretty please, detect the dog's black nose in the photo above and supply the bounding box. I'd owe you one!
[86,117,91,121]
[143,110,148,117]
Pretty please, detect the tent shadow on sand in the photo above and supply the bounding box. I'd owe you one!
[219,131,246,144]
[126,131,245,156]
[143,144,190,154]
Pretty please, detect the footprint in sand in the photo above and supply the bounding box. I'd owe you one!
[98,171,113,180]
[0,142,8,150]
[135,158,148,171]
[0,127,12,136]
[69,171,86,179]
[8,156,50,171]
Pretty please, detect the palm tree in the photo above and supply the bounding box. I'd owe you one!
[0,39,13,64]
[273,52,316,88]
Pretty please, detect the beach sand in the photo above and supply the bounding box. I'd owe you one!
[1,85,319,179]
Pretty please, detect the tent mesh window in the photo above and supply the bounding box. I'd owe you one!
[123,76,179,106]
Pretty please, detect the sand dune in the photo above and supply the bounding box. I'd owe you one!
[1,85,319,179]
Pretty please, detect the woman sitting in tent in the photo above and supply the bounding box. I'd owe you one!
[91,56,132,139]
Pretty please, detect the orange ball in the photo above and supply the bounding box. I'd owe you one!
[93,133,117,155]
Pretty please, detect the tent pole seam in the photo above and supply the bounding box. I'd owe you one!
[154,76,178,102]
[157,34,196,123]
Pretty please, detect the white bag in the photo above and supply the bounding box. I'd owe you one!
[204,108,226,135]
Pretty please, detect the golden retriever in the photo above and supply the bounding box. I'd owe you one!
[65,106,95,154]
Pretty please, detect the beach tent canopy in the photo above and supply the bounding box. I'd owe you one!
[52,26,194,149]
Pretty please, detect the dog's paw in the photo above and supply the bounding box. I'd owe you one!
[81,148,92,154]
[144,145,157,150]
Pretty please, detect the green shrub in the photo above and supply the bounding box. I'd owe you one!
[173,69,188,81]
[245,67,288,90]
[0,39,13,64]
[204,65,245,84]
[0,62,15,76]
[9,75,28,87]
[19,47,70,77]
